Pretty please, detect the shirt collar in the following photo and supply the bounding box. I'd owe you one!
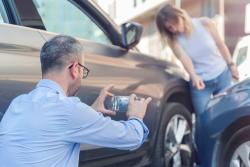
[36,79,66,96]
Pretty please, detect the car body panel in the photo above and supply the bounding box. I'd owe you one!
[0,23,44,118]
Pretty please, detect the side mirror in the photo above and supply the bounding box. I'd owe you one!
[121,22,143,49]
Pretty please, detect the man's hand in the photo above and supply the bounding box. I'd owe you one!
[91,85,116,116]
[126,94,152,120]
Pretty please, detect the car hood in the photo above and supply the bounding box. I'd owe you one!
[226,78,250,93]
[206,78,250,112]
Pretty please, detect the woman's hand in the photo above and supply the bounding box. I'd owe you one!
[91,84,116,116]
[191,74,205,90]
[229,64,239,81]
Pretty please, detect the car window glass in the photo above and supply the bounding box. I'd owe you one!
[33,0,111,45]
[0,0,8,23]
[0,13,3,23]
[236,46,248,66]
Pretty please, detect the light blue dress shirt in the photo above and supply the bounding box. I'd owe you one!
[0,79,149,167]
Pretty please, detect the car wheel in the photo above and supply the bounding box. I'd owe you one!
[219,126,250,167]
[151,103,193,167]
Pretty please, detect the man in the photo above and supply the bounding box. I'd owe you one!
[0,35,152,167]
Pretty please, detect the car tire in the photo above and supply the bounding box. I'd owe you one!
[218,125,250,167]
[151,103,193,167]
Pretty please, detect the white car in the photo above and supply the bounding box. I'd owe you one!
[233,35,250,81]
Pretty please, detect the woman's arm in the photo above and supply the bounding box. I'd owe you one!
[201,17,239,80]
[169,41,205,90]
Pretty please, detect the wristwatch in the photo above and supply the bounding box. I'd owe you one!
[227,62,235,67]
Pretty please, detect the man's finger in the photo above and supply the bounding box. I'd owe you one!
[144,97,152,104]
[140,98,145,103]
[129,94,136,103]
[106,92,114,97]
[102,109,116,116]
[104,84,114,91]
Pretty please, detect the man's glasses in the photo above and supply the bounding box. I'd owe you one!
[78,63,89,79]
[69,63,90,79]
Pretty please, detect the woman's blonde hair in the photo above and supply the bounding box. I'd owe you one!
[156,3,193,45]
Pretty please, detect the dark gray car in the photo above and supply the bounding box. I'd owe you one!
[0,0,194,166]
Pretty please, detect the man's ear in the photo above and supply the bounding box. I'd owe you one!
[68,62,78,80]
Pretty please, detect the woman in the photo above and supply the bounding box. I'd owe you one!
[156,4,239,115]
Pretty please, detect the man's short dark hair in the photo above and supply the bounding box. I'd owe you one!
[40,35,83,74]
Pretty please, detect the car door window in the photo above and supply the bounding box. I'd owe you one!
[0,13,3,23]
[236,46,248,66]
[32,0,111,45]
[0,0,9,23]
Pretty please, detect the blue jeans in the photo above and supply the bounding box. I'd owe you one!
[189,67,232,116]
[192,68,232,162]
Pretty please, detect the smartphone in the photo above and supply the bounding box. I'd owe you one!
[104,96,129,113]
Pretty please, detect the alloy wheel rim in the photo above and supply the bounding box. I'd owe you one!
[230,141,250,167]
[164,114,192,167]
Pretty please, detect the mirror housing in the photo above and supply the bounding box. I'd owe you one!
[121,22,143,49]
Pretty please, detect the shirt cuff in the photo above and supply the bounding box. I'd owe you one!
[128,117,149,142]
